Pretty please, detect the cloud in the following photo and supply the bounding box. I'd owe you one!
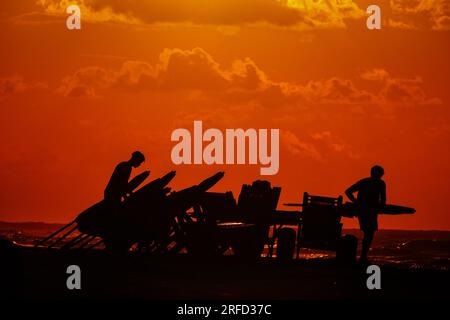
[37,0,365,30]
[282,129,359,161]
[361,68,441,106]
[216,25,241,36]
[0,76,48,98]
[7,1,450,31]
[7,11,63,25]
[59,47,269,97]
[157,48,231,90]
[36,0,135,24]
[390,0,450,30]
[59,66,115,97]
[0,77,27,96]
[299,77,375,104]
[60,47,371,106]
[282,130,323,160]
[388,19,416,30]
[361,68,390,81]
[59,48,440,110]
[311,131,360,159]
[381,76,441,105]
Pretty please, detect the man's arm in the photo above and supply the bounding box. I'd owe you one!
[345,181,360,203]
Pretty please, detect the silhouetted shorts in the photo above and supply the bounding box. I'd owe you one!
[358,208,378,232]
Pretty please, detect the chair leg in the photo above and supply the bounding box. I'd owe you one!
[78,235,96,249]
[48,225,78,249]
[61,233,86,249]
[296,225,302,259]
[34,221,76,247]
[87,239,103,250]
[268,224,279,258]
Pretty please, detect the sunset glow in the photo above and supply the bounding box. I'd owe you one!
[1,0,449,230]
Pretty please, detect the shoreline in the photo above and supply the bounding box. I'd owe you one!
[1,243,449,300]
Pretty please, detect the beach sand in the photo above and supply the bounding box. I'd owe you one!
[1,222,449,300]
[1,244,448,300]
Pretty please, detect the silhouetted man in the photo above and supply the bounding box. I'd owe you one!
[104,151,145,205]
[345,165,386,264]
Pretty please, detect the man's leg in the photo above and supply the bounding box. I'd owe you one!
[360,230,375,262]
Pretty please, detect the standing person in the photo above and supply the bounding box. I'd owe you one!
[345,165,386,264]
[104,151,146,206]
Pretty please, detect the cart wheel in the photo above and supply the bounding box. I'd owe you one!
[336,234,358,264]
[232,227,266,260]
[276,227,296,260]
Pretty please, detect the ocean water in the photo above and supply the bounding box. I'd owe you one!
[296,229,450,271]
[348,229,450,270]
[1,222,449,270]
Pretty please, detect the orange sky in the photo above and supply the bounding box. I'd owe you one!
[0,0,449,230]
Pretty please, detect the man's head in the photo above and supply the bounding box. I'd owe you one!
[370,165,384,179]
[130,151,145,168]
